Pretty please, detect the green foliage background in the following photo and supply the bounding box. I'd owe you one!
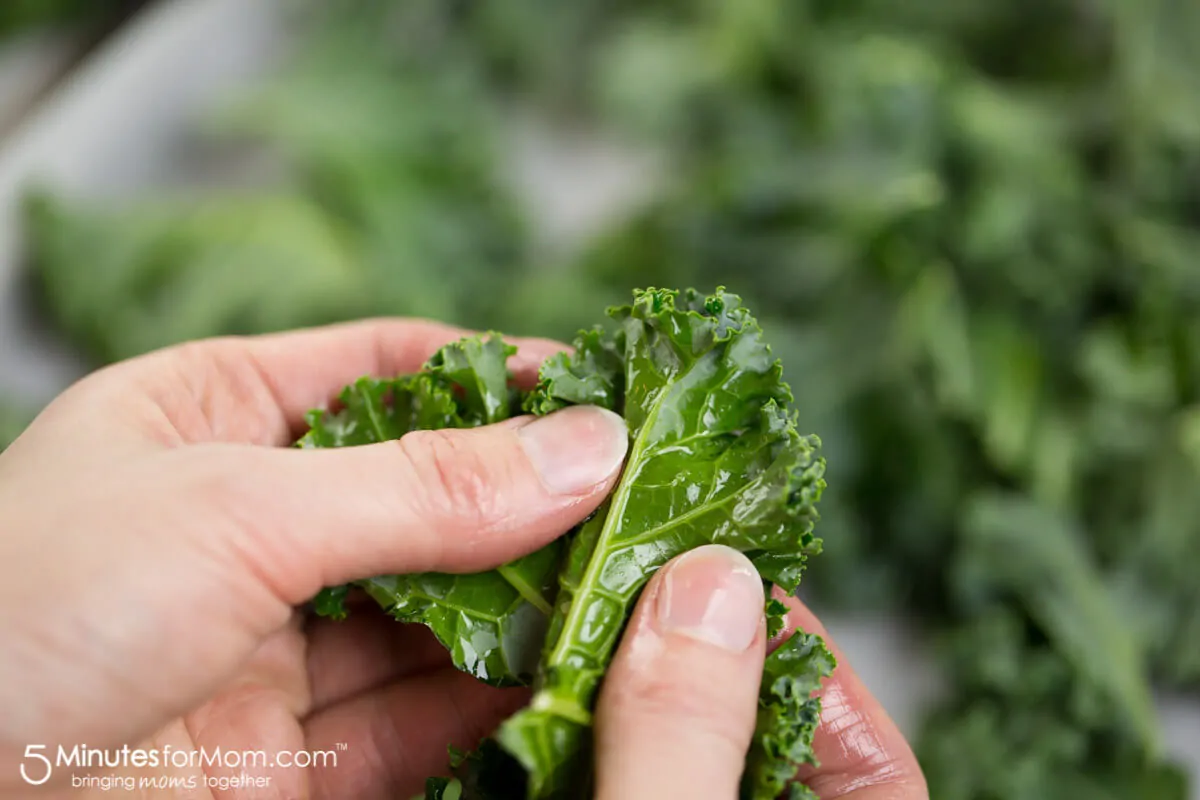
[0,0,102,35]
[6,1,1200,796]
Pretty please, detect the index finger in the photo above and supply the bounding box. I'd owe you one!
[119,318,569,445]
[772,590,929,799]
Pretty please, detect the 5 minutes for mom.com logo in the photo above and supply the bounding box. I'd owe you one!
[20,743,344,791]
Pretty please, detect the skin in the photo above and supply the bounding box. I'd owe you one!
[0,319,927,799]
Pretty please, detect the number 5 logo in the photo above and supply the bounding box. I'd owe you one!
[20,745,52,786]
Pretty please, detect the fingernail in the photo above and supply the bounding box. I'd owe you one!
[518,406,628,495]
[655,545,764,652]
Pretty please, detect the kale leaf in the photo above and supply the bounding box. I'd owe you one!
[743,631,837,800]
[495,287,826,797]
[302,335,562,686]
[300,288,833,799]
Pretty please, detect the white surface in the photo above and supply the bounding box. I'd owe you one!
[0,0,1196,789]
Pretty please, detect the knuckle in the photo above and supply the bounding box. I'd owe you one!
[395,429,504,527]
[136,338,279,443]
[168,338,248,391]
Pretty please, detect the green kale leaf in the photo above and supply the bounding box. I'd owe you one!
[494,288,826,797]
[743,631,837,800]
[300,288,832,799]
[301,335,562,686]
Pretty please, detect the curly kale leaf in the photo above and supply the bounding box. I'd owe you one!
[495,287,827,798]
[765,596,791,641]
[523,326,625,415]
[300,289,832,795]
[742,631,837,800]
[298,335,517,450]
[420,740,527,800]
[418,602,836,800]
[301,335,561,686]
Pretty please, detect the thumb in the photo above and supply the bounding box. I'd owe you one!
[188,405,628,603]
[594,545,767,800]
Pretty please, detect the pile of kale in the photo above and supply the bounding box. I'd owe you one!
[6,1,1200,797]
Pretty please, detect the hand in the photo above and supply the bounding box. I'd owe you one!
[0,320,629,799]
[0,319,927,800]
[593,544,929,800]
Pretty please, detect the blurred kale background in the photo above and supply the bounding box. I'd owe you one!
[5,1,1200,797]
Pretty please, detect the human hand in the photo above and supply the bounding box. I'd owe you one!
[591,544,929,800]
[0,320,927,800]
[0,320,629,799]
